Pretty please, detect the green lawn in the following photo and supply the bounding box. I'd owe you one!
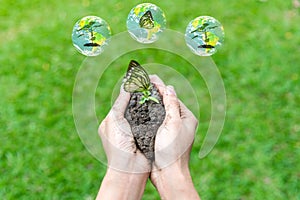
[0,0,299,199]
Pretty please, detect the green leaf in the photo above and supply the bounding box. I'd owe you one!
[139,96,147,104]
[148,96,159,103]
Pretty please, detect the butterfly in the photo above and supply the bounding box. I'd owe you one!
[123,60,150,93]
[139,10,155,29]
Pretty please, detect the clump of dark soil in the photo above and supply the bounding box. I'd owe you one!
[125,84,166,162]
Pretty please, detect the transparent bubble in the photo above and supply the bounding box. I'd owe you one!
[185,16,224,56]
[72,16,111,56]
[127,3,167,44]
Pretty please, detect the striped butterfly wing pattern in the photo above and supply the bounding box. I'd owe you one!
[139,10,155,29]
[123,60,150,93]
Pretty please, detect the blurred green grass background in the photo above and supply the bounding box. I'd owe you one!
[0,0,299,199]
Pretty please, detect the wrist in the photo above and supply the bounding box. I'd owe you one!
[106,150,151,173]
[151,162,200,200]
[152,161,190,188]
[96,168,149,200]
[105,167,149,183]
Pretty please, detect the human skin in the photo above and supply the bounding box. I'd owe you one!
[96,86,150,200]
[150,75,200,200]
[96,75,200,200]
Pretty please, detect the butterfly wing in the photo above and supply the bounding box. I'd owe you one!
[139,10,155,29]
[123,60,150,93]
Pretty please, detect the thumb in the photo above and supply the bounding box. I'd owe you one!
[179,100,197,121]
[179,100,198,133]
[149,74,165,95]
[111,85,131,116]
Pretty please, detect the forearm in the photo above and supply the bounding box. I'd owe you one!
[96,168,149,200]
[152,163,200,200]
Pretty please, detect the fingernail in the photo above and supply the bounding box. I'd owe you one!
[166,86,176,96]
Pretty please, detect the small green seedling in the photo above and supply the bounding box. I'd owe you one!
[76,19,103,47]
[140,90,159,104]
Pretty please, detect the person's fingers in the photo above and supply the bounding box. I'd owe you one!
[98,119,106,137]
[179,100,199,131]
[149,74,165,85]
[149,74,165,95]
[163,85,180,122]
[111,85,131,116]
[178,100,197,120]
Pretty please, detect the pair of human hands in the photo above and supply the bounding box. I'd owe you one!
[98,75,197,172]
[97,75,200,200]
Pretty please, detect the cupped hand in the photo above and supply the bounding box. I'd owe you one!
[149,75,200,200]
[150,75,198,170]
[98,87,151,173]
